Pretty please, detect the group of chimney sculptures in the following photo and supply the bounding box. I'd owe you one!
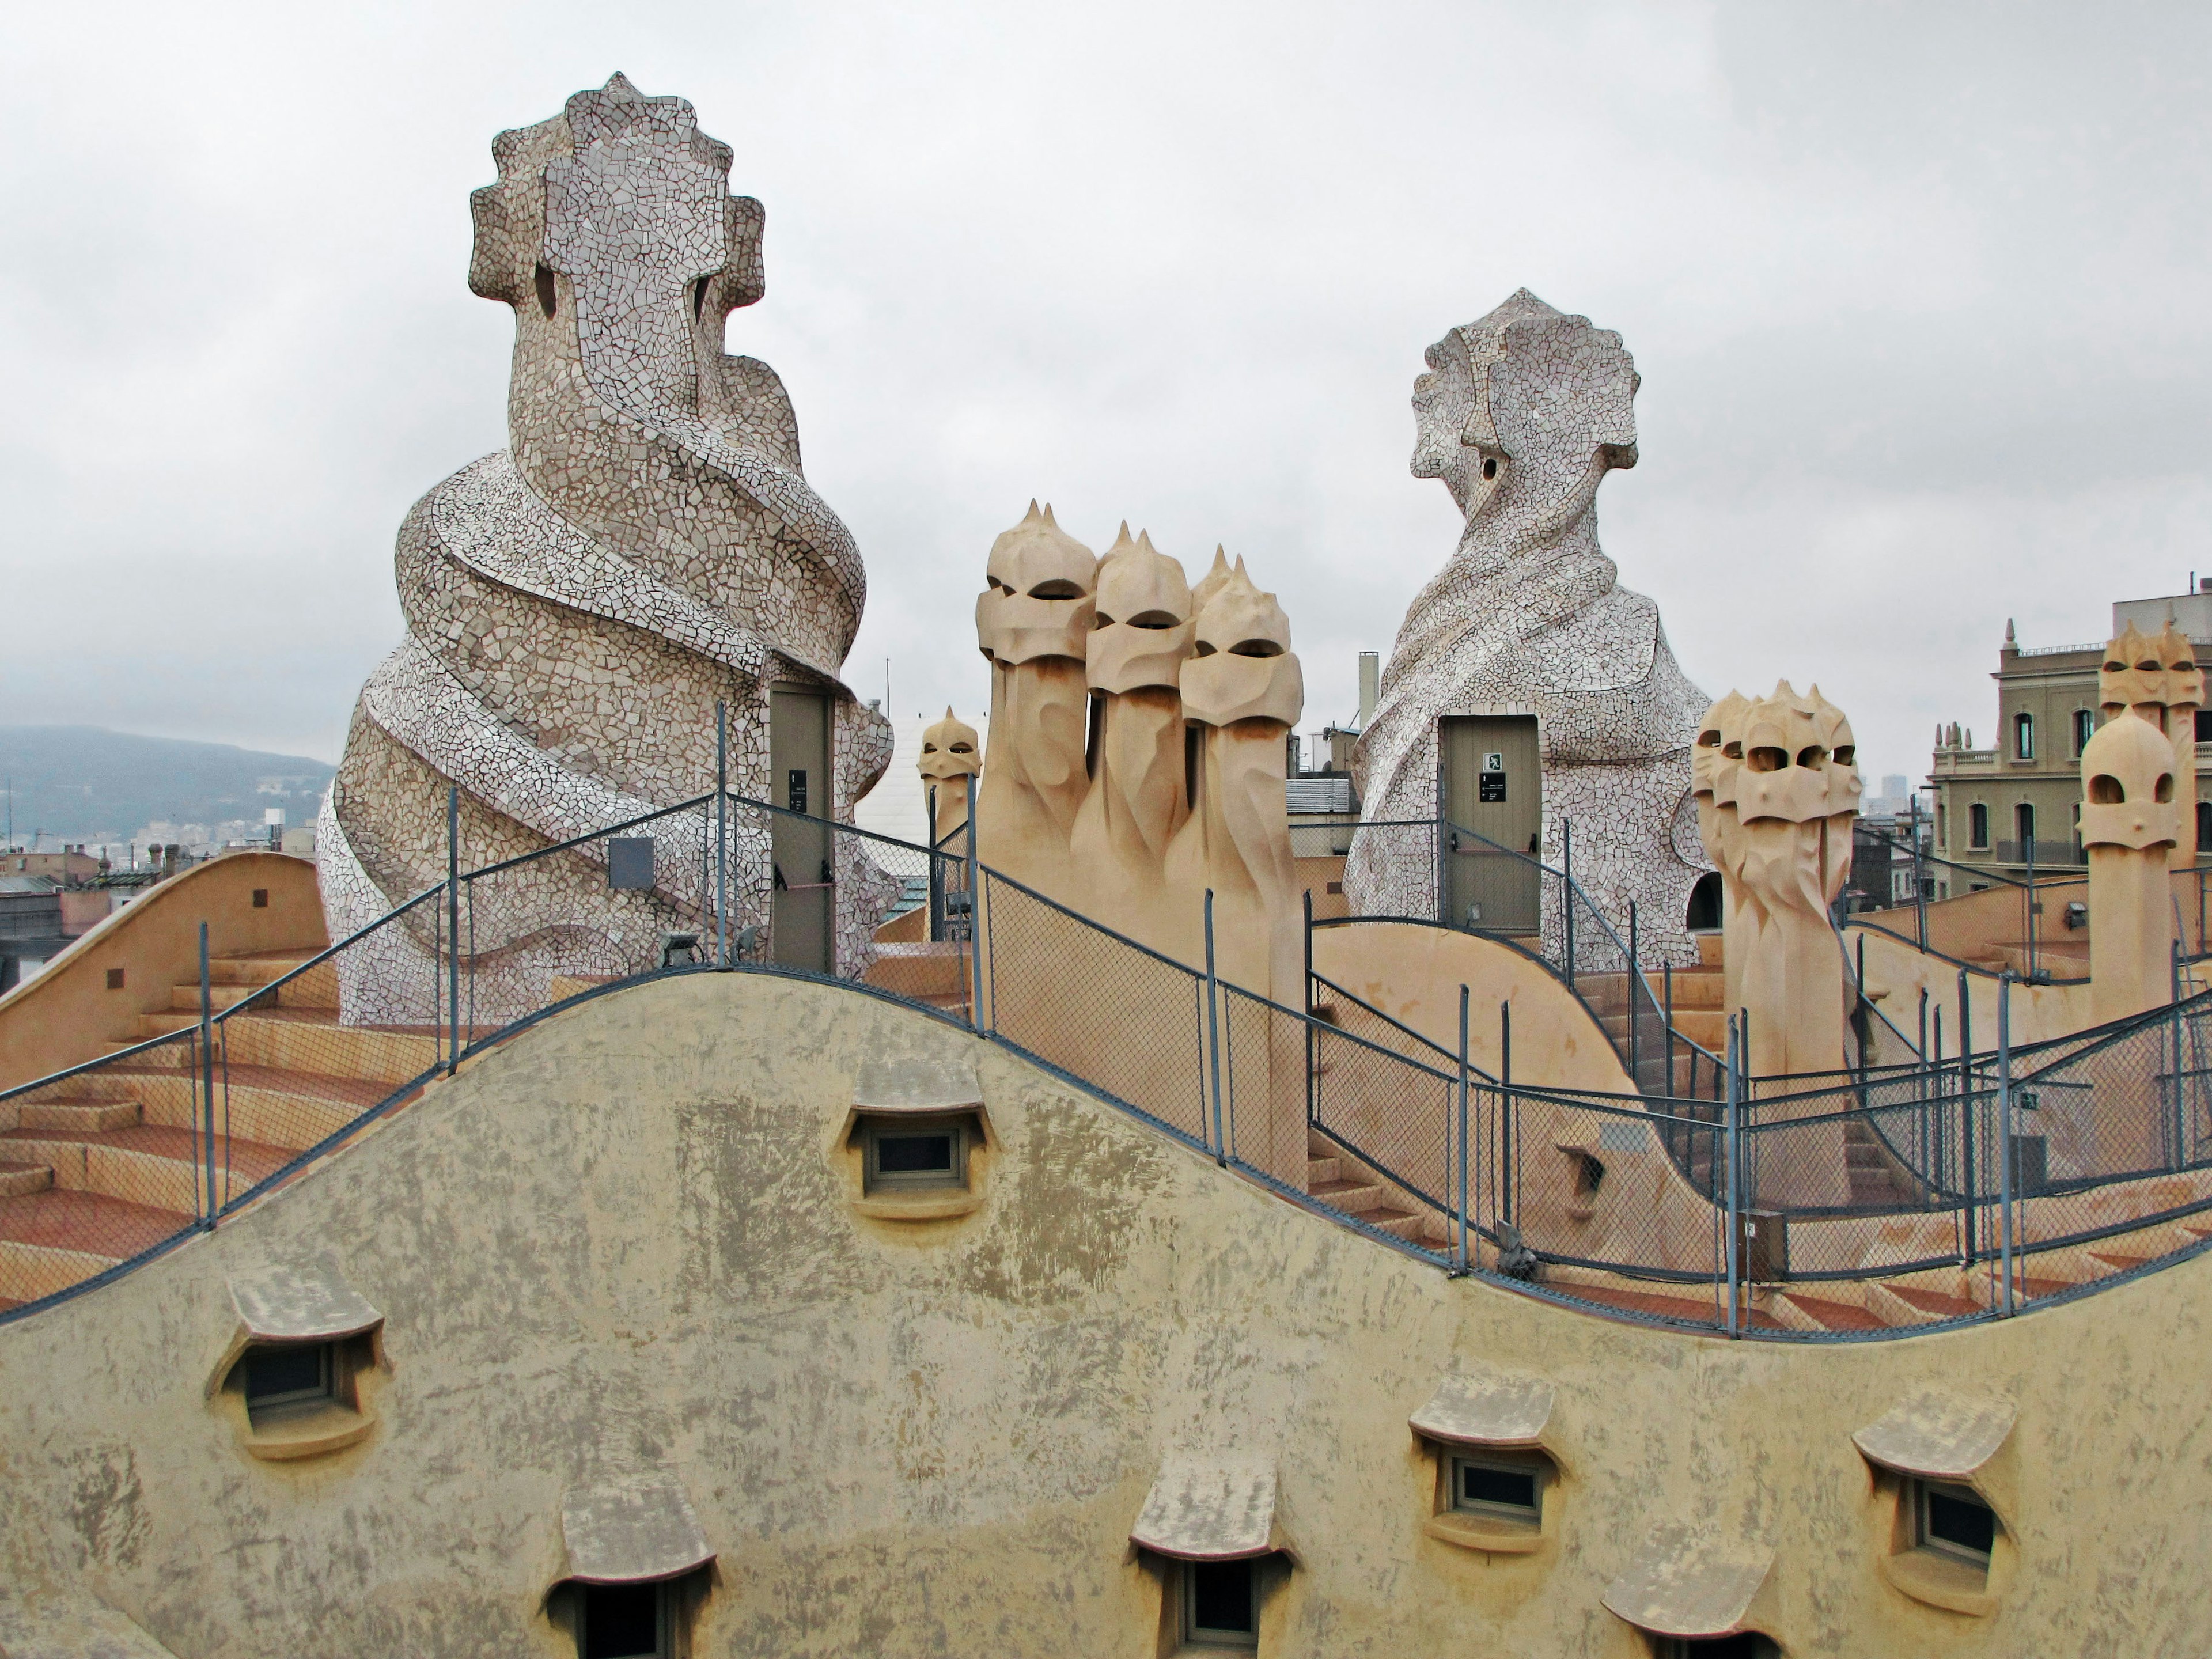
[927,576,2189,1081]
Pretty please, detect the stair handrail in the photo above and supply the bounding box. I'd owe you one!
[1439,814,1723,1081]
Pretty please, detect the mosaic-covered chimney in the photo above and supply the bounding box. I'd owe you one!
[320,75,891,1018]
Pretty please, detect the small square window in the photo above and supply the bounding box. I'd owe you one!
[1182,1558,1256,1649]
[1916,1479,1997,1566]
[251,888,269,908]
[863,1113,970,1194]
[578,1580,670,1659]
[105,968,125,990]
[239,1342,334,1421]
[1452,1455,1541,1523]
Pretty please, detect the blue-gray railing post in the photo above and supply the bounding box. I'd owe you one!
[1918,986,1932,1198]
[715,699,728,968]
[1664,960,1676,1098]
[1561,818,1575,984]
[1435,814,1449,927]
[1912,793,1928,950]
[446,786,460,1075]
[927,785,942,942]
[1959,967,1975,1267]
[1628,900,1639,1085]
[1998,971,2014,1316]
[1456,982,1470,1274]
[1304,888,1316,1126]
[1724,1012,1740,1337]
[2174,937,2187,1169]
[1205,888,1226,1166]
[1499,999,1513,1225]
[965,809,982,1034]
[1931,1003,1945,1190]
[199,921,215,1229]
[2025,839,2037,980]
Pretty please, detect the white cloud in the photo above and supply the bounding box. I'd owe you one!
[1,0,2205,800]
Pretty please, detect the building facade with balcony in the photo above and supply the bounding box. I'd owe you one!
[1931,589,2212,893]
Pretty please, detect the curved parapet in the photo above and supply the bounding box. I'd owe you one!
[326,74,892,1020]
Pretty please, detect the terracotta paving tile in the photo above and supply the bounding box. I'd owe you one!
[0,1189,184,1260]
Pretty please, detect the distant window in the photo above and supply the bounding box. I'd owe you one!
[2199,710,2212,744]
[2200,802,2212,851]
[2016,803,2036,850]
[1916,1479,1998,1567]
[238,1342,333,1422]
[2014,713,2034,760]
[578,1581,669,1659]
[2076,709,2097,755]
[1182,1559,1257,1649]
[862,1113,971,1194]
[1654,1638,1778,1658]
[1969,804,1989,850]
[1452,1455,1541,1524]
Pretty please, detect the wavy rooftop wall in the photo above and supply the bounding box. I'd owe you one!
[3,971,2211,1655]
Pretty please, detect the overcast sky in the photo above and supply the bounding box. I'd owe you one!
[4,2,2207,793]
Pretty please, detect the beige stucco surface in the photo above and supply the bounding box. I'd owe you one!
[2,970,2209,1655]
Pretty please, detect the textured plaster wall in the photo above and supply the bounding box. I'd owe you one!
[1,972,2209,1656]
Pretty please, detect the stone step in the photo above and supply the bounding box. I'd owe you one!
[863,943,972,999]
[1365,1207,1425,1241]
[1308,1178,1393,1217]
[18,1099,142,1134]
[1672,1010,1727,1048]
[1306,1157,1342,1186]
[0,1162,54,1199]
[100,1036,199,1069]
[164,984,258,1014]
[0,1188,185,1304]
[1658,973,1726,1010]
[206,1013,442,1089]
[0,1123,293,1215]
[115,1065,402,1154]
[205,950,321,988]
[1777,1291,1890,1331]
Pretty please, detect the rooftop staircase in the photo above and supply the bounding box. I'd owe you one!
[0,949,442,1309]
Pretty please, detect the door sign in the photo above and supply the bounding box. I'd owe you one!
[1478,752,1507,803]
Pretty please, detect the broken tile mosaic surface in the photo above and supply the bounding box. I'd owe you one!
[324,75,892,1021]
[1349,290,1710,965]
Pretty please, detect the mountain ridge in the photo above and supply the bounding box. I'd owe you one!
[0,725,335,850]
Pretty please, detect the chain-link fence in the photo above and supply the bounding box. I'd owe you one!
[13,789,2212,1341]
[1329,817,1725,1104]
[0,887,448,1320]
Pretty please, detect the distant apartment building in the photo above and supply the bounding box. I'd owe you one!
[1930,586,2212,893]
[0,848,100,884]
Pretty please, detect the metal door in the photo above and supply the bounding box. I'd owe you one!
[770,685,833,972]
[1441,715,1540,933]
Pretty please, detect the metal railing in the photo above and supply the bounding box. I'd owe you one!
[9,787,2212,1344]
[1319,816,1725,1100]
